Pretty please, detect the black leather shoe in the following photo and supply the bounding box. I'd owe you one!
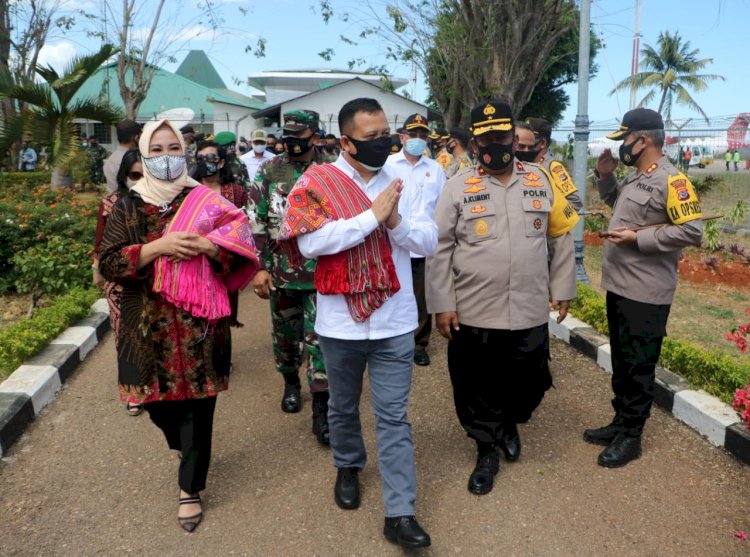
[414,351,430,366]
[334,467,360,509]
[468,447,500,495]
[597,433,642,468]
[499,423,521,462]
[583,423,622,446]
[281,383,301,413]
[383,516,431,548]
[312,392,330,446]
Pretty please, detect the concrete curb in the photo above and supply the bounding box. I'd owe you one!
[548,311,750,465]
[0,300,109,456]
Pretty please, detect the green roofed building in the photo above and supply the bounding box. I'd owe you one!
[72,50,266,147]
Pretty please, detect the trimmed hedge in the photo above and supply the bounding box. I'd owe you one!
[569,283,609,335]
[0,288,99,378]
[568,283,750,404]
[0,172,51,189]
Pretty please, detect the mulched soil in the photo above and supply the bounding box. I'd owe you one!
[584,231,750,290]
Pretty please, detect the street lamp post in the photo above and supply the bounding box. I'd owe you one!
[572,0,592,285]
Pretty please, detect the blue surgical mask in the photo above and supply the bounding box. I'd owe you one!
[405,137,427,157]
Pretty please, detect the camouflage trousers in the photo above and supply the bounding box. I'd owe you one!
[89,165,105,185]
[270,288,327,392]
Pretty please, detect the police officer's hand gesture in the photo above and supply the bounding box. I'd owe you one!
[596,148,618,178]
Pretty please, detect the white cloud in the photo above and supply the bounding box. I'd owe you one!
[38,41,78,73]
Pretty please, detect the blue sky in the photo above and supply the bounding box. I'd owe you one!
[42,0,749,131]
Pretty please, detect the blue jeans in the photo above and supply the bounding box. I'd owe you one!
[318,333,417,517]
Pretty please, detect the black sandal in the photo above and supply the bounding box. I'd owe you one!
[178,494,203,533]
[126,402,144,416]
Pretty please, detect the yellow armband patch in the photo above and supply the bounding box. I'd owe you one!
[539,165,579,237]
[436,152,452,170]
[667,174,702,224]
[549,161,577,196]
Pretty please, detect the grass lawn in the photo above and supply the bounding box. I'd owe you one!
[583,244,749,362]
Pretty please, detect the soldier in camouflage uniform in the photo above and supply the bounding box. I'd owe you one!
[86,135,108,186]
[247,109,336,446]
[213,131,251,186]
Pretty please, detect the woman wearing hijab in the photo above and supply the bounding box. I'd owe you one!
[93,148,143,416]
[99,120,258,532]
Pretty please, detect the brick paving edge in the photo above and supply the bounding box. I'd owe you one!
[0,300,110,456]
[548,312,750,465]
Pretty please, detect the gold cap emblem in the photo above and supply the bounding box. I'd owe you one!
[483,104,496,116]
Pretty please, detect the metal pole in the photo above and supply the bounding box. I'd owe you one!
[629,0,643,110]
[572,0,591,285]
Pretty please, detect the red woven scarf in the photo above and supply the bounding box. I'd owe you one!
[280,163,400,322]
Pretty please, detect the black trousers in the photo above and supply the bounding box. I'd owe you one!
[145,397,218,494]
[447,324,551,446]
[411,258,432,351]
[606,291,671,436]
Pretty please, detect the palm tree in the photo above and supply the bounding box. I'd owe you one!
[0,44,124,187]
[610,31,724,123]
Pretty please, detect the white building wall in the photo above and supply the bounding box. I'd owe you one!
[211,101,268,141]
[277,80,432,137]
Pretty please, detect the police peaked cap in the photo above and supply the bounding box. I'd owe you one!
[470,100,513,135]
[607,108,664,140]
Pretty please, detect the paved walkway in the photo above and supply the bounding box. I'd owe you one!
[1,294,750,556]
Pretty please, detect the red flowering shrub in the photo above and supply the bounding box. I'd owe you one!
[727,308,750,429]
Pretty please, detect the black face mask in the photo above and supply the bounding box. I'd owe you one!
[619,136,644,166]
[284,136,313,157]
[515,149,540,163]
[346,136,392,170]
[193,161,219,179]
[477,142,514,171]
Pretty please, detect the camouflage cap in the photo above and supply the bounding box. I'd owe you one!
[283,109,320,132]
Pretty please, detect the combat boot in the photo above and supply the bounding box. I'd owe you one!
[583,421,623,446]
[312,391,330,446]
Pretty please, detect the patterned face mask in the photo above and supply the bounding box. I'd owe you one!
[143,154,187,181]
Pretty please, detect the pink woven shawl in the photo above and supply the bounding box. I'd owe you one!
[153,185,258,321]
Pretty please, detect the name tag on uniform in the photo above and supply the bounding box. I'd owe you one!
[636,182,654,193]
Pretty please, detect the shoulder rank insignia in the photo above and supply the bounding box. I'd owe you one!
[645,162,658,174]
[515,161,525,172]
[523,172,541,182]
[470,204,487,214]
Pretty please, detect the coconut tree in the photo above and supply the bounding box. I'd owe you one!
[0,43,123,187]
[610,31,724,123]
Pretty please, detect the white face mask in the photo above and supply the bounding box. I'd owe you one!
[143,154,187,181]
[253,144,267,154]
[125,178,139,189]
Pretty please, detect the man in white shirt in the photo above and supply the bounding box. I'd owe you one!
[103,119,141,193]
[240,128,276,181]
[385,114,446,366]
[281,98,436,549]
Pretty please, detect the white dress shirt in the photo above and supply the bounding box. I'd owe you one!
[297,153,438,340]
[384,150,446,258]
[240,149,276,182]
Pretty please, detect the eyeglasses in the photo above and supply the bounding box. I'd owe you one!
[127,171,143,180]
[196,153,220,163]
